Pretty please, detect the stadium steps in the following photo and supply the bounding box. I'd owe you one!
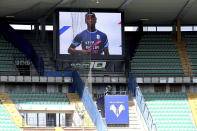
[66,93,95,127]
[2,101,24,127]
[23,31,56,71]
[0,102,21,131]
[173,37,193,77]
[187,93,197,128]
[184,33,197,77]
[143,92,197,131]
[0,93,22,131]
[1,92,27,127]
[31,42,55,70]
[19,31,55,74]
[129,100,148,130]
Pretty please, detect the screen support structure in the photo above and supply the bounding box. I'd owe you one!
[70,9,93,96]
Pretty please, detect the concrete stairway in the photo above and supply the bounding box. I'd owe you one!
[22,32,56,74]
[1,93,26,127]
[108,99,148,131]
[173,37,193,77]
[187,93,197,128]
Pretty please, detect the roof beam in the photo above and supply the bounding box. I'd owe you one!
[119,0,133,9]
[58,0,70,5]
[176,0,196,19]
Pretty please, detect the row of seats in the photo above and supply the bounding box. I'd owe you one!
[135,51,178,55]
[132,73,184,77]
[9,91,64,94]
[143,92,196,131]
[132,69,183,72]
[139,42,175,45]
[132,58,181,63]
[143,92,186,96]
[131,33,184,77]
[184,33,197,76]
[131,65,182,69]
[133,55,179,59]
[0,36,27,76]
[136,48,177,51]
[131,63,181,66]
[9,92,69,105]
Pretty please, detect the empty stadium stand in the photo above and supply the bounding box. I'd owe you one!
[20,31,56,72]
[143,92,196,131]
[184,32,197,76]
[0,93,21,131]
[130,33,184,77]
[0,36,25,76]
[1,2,197,131]
[9,91,69,106]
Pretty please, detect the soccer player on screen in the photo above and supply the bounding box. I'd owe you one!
[68,12,109,55]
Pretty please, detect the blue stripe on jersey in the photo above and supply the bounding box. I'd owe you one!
[72,42,80,46]
[104,42,109,48]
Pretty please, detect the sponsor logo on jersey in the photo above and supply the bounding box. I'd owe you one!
[96,34,100,39]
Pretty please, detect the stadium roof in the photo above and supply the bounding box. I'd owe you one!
[0,0,197,25]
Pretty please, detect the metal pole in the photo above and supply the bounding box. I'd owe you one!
[82,110,84,131]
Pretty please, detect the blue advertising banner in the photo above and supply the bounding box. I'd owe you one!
[105,95,129,124]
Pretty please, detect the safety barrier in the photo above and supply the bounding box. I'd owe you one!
[72,71,107,131]
[128,73,157,131]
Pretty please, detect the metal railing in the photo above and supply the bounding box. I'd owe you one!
[72,71,107,131]
[136,87,157,131]
[128,73,157,131]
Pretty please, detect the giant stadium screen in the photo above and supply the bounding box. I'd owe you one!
[58,9,124,60]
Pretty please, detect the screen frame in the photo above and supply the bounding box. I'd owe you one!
[56,8,125,60]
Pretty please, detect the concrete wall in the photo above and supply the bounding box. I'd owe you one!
[139,83,197,93]
[140,84,154,93]
[0,83,5,92]
[23,128,96,131]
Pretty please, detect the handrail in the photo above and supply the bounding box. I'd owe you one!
[72,71,107,131]
[128,73,157,131]
[136,87,157,131]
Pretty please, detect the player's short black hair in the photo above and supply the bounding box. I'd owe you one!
[85,12,96,18]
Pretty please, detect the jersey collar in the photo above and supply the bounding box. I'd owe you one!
[86,29,97,33]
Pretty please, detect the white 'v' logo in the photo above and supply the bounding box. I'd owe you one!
[110,104,125,117]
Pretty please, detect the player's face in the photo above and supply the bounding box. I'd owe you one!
[85,15,96,27]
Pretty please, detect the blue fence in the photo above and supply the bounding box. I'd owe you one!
[72,71,107,131]
[128,73,157,131]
